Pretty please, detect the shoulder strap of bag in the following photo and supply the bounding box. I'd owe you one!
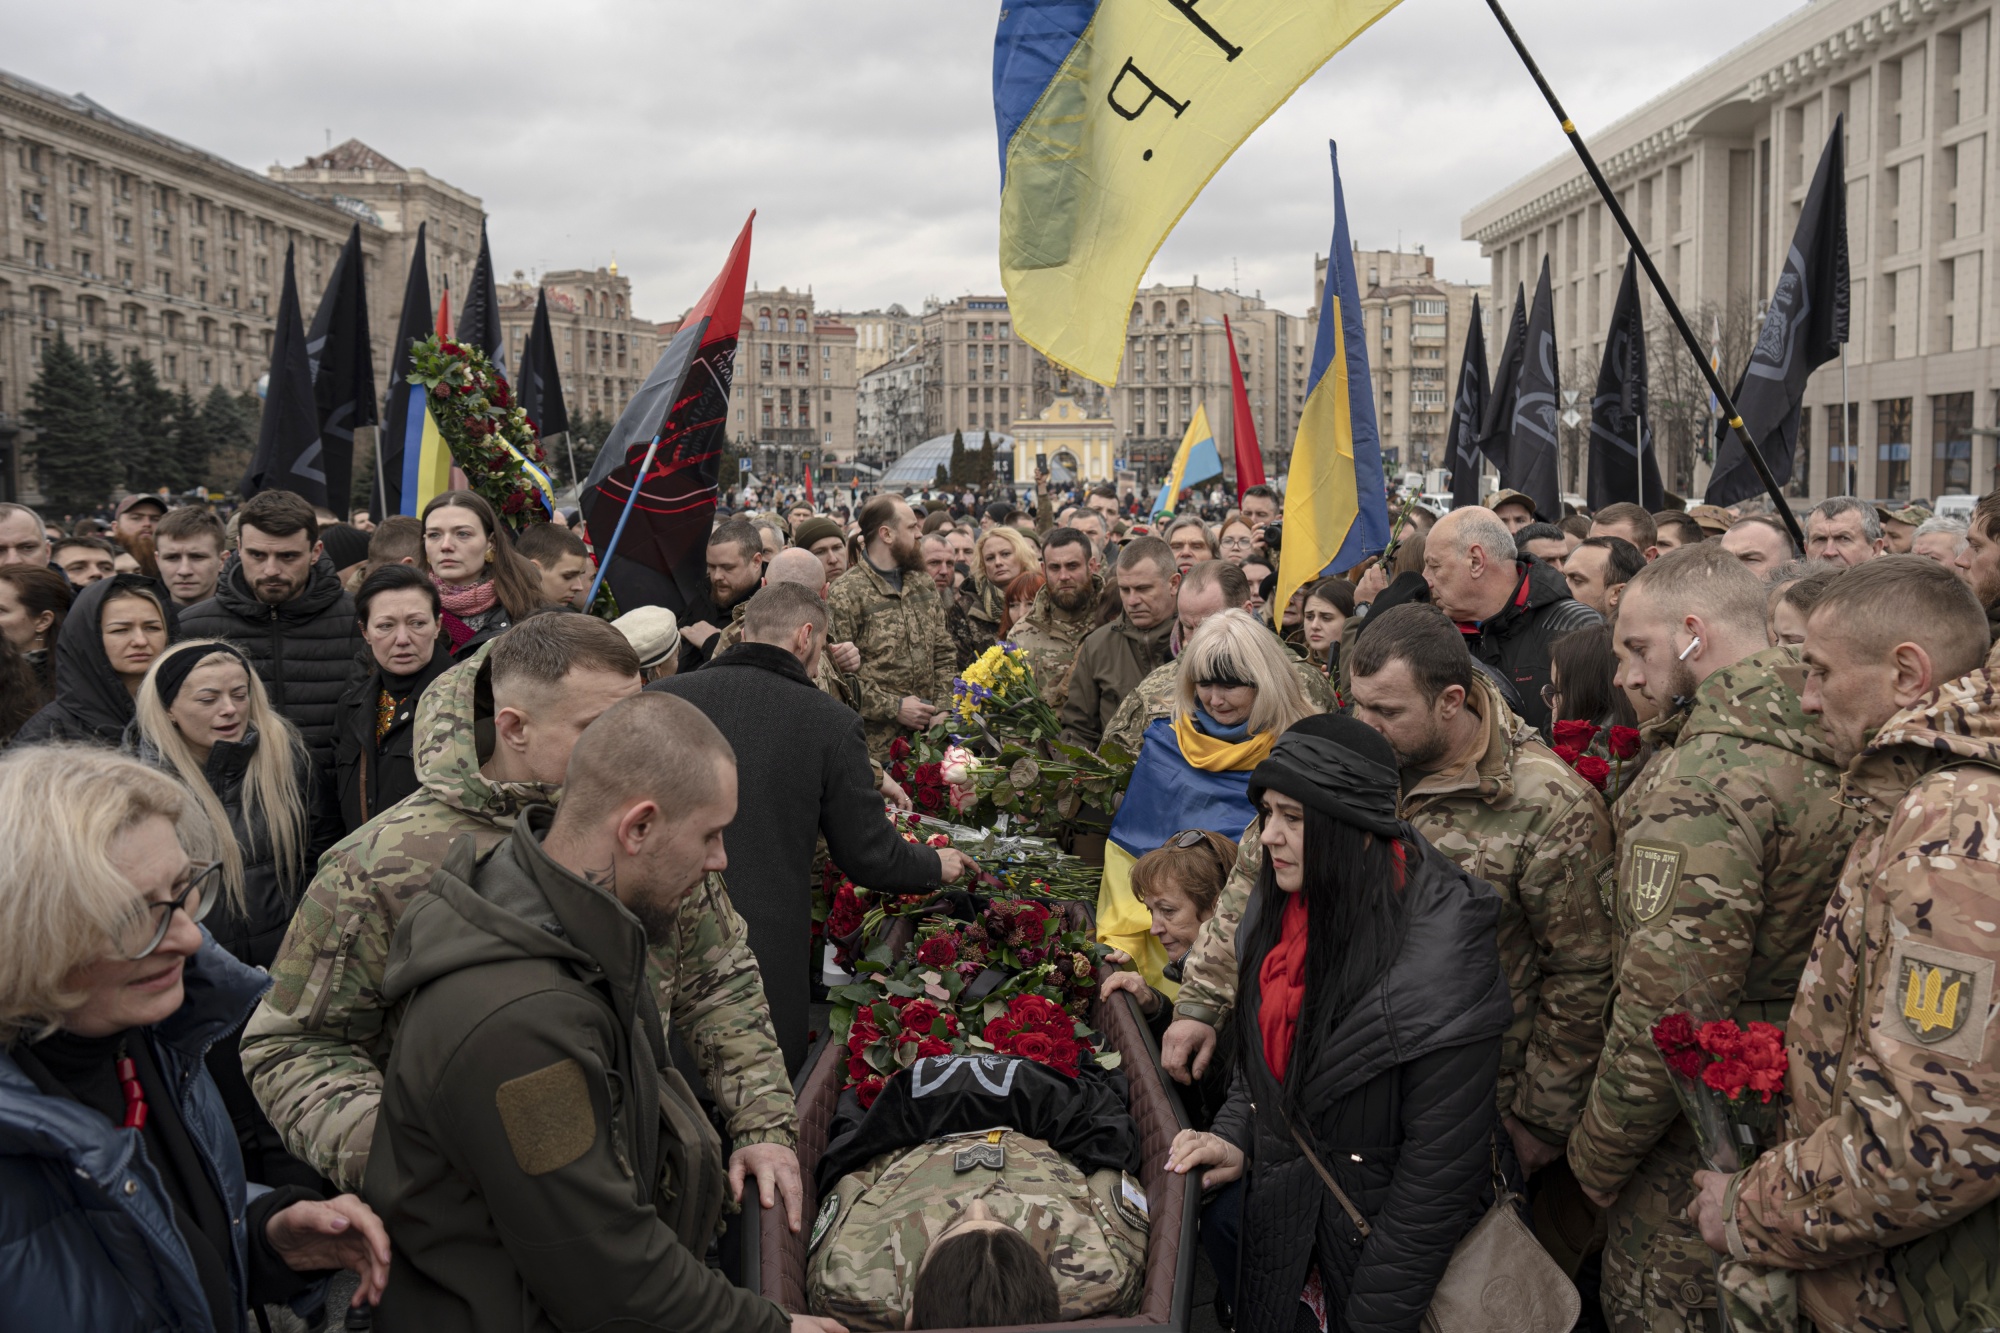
[1279,1105,1372,1239]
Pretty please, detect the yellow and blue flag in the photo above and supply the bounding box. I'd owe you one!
[1152,402,1223,517]
[994,0,1404,385]
[397,386,453,518]
[1274,142,1391,626]
[1098,715,1268,993]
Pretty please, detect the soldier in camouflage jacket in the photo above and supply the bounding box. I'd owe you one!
[1166,672,1615,1149]
[1006,573,1103,708]
[241,644,798,1191]
[1705,570,2000,1333]
[826,554,957,761]
[1571,644,1855,1332]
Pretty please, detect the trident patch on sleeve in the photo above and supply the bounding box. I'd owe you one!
[1884,940,1994,1063]
[1625,842,1685,923]
[495,1058,597,1176]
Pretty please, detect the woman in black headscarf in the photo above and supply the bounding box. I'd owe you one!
[14,574,176,747]
[1166,714,1513,1333]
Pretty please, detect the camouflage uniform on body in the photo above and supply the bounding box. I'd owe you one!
[1005,576,1102,708]
[808,1130,1149,1331]
[241,645,797,1191]
[947,579,998,669]
[827,558,957,761]
[1170,674,1616,1144]
[1724,668,2000,1333]
[714,598,861,712]
[1098,651,1341,757]
[1567,645,1856,1333]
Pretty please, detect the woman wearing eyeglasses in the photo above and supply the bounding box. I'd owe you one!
[132,639,342,1192]
[0,745,390,1332]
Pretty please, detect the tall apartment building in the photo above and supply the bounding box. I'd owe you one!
[1464,0,2000,502]
[856,341,926,464]
[1312,249,1491,477]
[0,70,480,501]
[1114,283,1309,482]
[727,287,858,477]
[838,304,921,377]
[497,266,658,436]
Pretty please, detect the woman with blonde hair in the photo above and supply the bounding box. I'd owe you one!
[0,745,389,1331]
[132,639,340,971]
[419,490,544,656]
[969,525,1040,643]
[1099,610,1318,990]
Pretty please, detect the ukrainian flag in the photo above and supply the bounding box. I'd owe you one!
[397,385,452,517]
[1098,715,1267,994]
[1274,142,1391,626]
[497,436,559,521]
[1151,403,1223,518]
[994,0,1404,386]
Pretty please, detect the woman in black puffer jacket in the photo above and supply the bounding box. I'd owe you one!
[131,637,341,1189]
[1167,715,1513,1333]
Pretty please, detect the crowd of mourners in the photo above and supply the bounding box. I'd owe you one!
[1,465,1997,1333]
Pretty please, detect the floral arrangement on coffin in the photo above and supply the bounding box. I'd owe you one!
[405,333,552,528]
[830,898,1113,1108]
[1551,718,1645,803]
[1650,1011,1788,1171]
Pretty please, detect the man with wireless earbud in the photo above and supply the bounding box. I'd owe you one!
[1564,543,1858,1333]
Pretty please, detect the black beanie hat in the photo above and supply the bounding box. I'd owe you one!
[1247,713,1404,839]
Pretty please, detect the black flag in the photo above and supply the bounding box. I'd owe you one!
[455,221,506,378]
[517,287,569,442]
[1476,284,1529,492]
[241,244,327,506]
[1588,253,1663,511]
[1446,295,1491,510]
[305,223,377,516]
[1706,117,1849,506]
[1501,257,1561,521]
[376,223,433,519]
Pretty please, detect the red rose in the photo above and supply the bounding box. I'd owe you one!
[441,341,463,355]
[889,737,912,761]
[897,998,944,1032]
[1553,743,1583,766]
[501,491,527,515]
[854,1074,886,1109]
[1009,1031,1056,1063]
[1667,1048,1707,1080]
[983,1015,1011,1047]
[916,1036,952,1060]
[1045,1038,1082,1076]
[916,935,958,967]
[1006,993,1069,1036]
[1573,756,1610,791]
[1608,725,1642,760]
[940,1010,960,1036]
[914,786,944,812]
[1552,719,1600,749]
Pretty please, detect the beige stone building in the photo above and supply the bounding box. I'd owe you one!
[1312,249,1491,478]
[496,267,657,440]
[1113,283,1309,484]
[1009,393,1118,485]
[856,341,927,465]
[726,287,858,478]
[1463,0,2000,502]
[837,304,921,377]
[0,71,485,501]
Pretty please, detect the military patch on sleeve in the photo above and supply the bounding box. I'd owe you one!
[1883,941,1994,1063]
[1625,842,1685,922]
[809,1192,840,1253]
[494,1058,596,1176]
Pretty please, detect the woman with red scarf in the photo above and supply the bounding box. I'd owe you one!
[418,491,544,658]
[1166,714,1513,1333]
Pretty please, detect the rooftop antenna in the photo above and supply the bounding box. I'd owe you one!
[325,128,331,150]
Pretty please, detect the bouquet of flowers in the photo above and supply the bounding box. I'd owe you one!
[953,643,1064,742]
[1650,1010,1788,1171]
[1552,718,1646,804]
[405,333,553,528]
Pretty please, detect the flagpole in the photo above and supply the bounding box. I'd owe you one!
[1841,340,1853,497]
[583,431,665,609]
[556,430,580,494]
[1484,0,1805,550]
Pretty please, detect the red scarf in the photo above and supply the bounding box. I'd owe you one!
[1258,892,1311,1082]
[434,576,498,652]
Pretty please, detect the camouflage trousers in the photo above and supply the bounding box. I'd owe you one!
[1602,1120,1720,1333]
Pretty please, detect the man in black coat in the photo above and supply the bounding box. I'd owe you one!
[654,581,972,1072]
[178,489,359,776]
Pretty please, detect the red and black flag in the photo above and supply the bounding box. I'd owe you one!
[582,213,754,619]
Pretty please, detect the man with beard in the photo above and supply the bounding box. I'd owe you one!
[827,494,956,760]
[1569,543,1855,1333]
[365,693,836,1333]
[1006,526,1102,706]
[1956,490,2000,645]
[679,519,768,666]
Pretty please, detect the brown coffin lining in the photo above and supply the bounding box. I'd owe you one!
[754,989,1198,1331]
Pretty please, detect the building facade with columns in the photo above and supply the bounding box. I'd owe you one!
[1010,393,1117,486]
[727,287,858,478]
[0,71,483,501]
[497,267,658,437]
[1463,0,2000,503]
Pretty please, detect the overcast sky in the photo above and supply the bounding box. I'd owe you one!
[5,0,1806,322]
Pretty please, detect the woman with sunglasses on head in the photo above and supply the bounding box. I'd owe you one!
[0,745,390,1332]
[1164,715,1513,1333]
[132,639,342,1189]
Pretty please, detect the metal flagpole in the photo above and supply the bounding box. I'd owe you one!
[557,431,580,495]
[1485,0,1805,550]
[1841,341,1853,497]
[583,430,664,609]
